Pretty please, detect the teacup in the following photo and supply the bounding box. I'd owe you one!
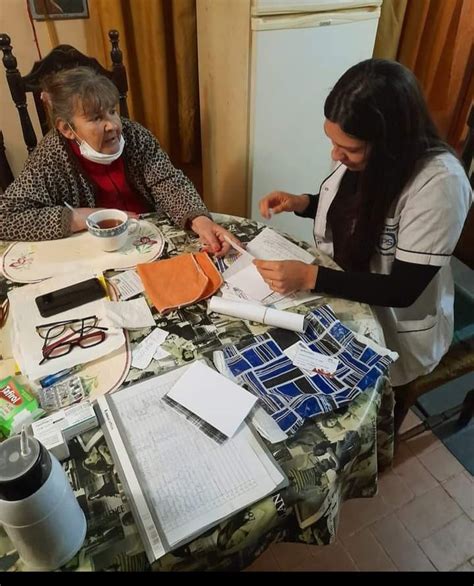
[86,209,139,252]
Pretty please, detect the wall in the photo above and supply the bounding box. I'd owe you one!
[197,0,251,217]
[0,0,88,177]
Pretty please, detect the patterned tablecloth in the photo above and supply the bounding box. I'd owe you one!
[0,213,394,572]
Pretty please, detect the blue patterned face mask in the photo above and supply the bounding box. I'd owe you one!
[67,123,125,165]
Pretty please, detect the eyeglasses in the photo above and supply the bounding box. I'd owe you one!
[37,316,108,365]
[36,315,106,341]
[40,329,106,364]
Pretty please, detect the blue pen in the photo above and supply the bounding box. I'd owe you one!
[39,365,82,388]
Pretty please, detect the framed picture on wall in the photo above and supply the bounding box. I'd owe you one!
[29,0,89,20]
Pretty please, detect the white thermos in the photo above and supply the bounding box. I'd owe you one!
[0,431,87,570]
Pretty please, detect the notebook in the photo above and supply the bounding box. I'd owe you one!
[95,362,287,563]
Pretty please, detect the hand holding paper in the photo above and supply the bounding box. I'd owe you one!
[253,259,318,295]
[222,228,316,303]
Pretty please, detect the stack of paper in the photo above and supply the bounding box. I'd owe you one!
[97,364,287,563]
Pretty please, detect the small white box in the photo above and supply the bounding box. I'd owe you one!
[33,427,70,461]
[31,401,97,460]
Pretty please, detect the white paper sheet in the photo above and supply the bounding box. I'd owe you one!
[291,342,339,376]
[109,270,145,300]
[212,350,288,445]
[209,296,306,333]
[246,227,315,264]
[220,281,259,303]
[283,342,313,377]
[153,346,170,361]
[250,406,288,444]
[225,262,273,302]
[104,298,155,329]
[221,281,321,311]
[271,291,321,310]
[131,327,168,369]
[166,362,256,438]
[8,273,125,380]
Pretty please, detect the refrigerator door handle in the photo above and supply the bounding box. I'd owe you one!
[252,6,380,31]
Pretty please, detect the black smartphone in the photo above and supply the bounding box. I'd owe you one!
[35,278,106,318]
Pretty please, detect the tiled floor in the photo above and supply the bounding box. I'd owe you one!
[245,410,474,572]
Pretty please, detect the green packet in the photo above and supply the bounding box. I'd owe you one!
[0,376,42,439]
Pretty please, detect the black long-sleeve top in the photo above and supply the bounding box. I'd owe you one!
[296,185,440,309]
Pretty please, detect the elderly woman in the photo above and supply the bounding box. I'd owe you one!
[0,66,234,256]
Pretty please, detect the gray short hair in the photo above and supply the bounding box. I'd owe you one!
[41,66,119,127]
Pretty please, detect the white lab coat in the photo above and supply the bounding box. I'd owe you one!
[313,152,472,386]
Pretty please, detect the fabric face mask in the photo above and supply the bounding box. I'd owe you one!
[68,124,125,165]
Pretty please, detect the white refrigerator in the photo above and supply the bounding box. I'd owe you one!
[249,0,381,242]
[197,0,381,242]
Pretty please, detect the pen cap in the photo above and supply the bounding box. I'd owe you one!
[0,434,51,501]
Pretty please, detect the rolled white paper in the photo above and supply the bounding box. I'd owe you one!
[209,296,306,333]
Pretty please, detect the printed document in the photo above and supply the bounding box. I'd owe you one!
[96,363,287,563]
[222,228,316,304]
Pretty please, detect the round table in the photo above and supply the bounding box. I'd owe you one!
[0,213,394,572]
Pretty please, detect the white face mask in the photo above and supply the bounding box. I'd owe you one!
[68,124,125,165]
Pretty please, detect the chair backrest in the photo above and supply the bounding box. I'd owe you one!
[0,130,14,193]
[454,207,474,270]
[454,105,474,270]
[461,106,474,188]
[0,30,129,154]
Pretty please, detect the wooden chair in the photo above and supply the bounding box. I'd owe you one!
[0,30,129,155]
[0,130,14,193]
[395,112,474,439]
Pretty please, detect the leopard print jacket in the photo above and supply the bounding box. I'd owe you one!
[0,119,210,241]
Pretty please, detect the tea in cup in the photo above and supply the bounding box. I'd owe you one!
[86,209,139,252]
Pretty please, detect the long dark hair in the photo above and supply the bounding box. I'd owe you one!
[324,59,450,270]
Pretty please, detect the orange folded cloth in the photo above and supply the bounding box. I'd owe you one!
[137,252,223,313]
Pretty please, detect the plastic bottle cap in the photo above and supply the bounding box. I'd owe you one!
[0,435,51,501]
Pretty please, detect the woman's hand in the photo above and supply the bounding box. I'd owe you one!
[253,259,318,295]
[259,191,310,219]
[190,215,241,257]
[69,207,97,233]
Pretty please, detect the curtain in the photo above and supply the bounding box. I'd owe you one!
[373,0,408,60]
[374,0,473,151]
[84,0,200,166]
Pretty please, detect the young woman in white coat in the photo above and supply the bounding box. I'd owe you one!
[255,59,472,419]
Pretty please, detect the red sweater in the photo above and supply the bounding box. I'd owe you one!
[69,140,151,214]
